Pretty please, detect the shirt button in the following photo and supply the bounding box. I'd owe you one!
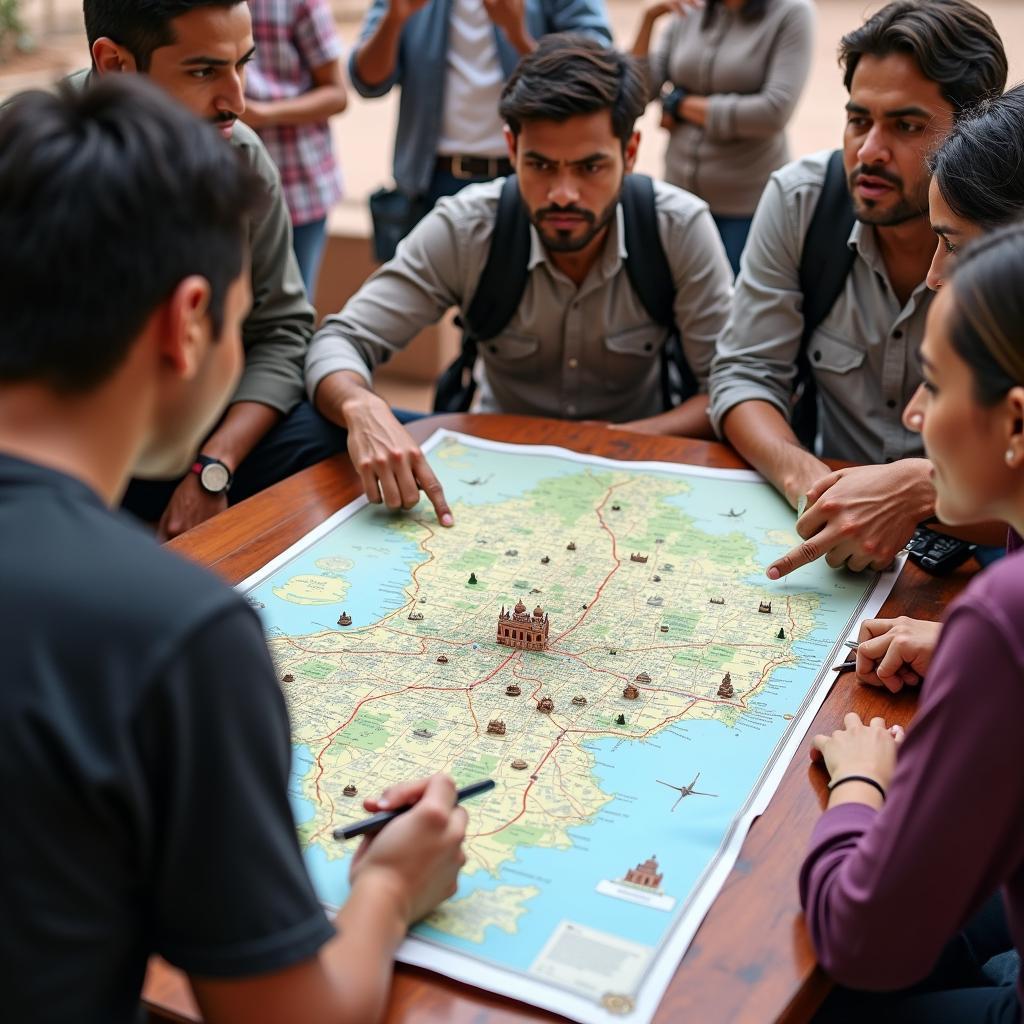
[812,350,822,362]
[566,404,577,415]
[489,345,497,354]
[886,399,897,409]
[893,329,904,339]
[568,358,579,369]
[885,457,894,463]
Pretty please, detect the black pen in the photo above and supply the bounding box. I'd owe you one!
[333,778,496,841]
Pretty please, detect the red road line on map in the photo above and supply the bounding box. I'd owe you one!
[549,482,627,647]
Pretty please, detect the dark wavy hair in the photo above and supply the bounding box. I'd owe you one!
[499,34,647,149]
[84,0,244,70]
[839,0,1006,114]
[948,224,1024,406]
[928,85,1024,233]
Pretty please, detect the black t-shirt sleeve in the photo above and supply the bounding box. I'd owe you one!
[136,602,334,977]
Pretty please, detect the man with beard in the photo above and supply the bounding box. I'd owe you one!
[307,35,733,525]
[708,0,1007,579]
[74,1,346,540]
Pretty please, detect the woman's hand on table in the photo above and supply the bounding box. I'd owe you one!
[855,616,941,693]
[811,712,905,809]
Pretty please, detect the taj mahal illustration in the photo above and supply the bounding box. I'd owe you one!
[496,599,550,651]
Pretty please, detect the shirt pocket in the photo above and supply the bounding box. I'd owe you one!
[480,332,541,379]
[603,324,665,390]
[809,328,866,377]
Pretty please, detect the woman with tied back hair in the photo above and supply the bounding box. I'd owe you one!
[631,0,814,275]
[801,224,1024,1022]
[927,83,1024,291]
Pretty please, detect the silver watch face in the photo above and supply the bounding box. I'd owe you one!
[200,461,231,493]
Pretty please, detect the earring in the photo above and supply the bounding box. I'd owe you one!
[1007,450,1016,466]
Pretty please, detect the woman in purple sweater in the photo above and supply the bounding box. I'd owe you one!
[800,224,1024,1022]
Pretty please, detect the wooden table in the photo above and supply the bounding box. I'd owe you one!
[144,414,972,1024]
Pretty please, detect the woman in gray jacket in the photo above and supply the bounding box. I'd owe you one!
[633,0,814,275]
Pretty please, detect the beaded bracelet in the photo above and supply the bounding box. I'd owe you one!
[828,775,886,802]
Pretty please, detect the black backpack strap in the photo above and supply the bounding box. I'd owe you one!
[792,150,857,446]
[621,174,698,411]
[432,176,531,413]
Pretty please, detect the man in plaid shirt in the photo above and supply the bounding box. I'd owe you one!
[244,0,348,297]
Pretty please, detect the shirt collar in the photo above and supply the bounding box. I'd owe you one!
[847,218,931,306]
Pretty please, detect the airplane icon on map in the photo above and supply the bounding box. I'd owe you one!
[657,773,718,811]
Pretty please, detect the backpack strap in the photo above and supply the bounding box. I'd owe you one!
[792,150,857,446]
[621,174,698,409]
[433,174,696,414]
[432,176,531,413]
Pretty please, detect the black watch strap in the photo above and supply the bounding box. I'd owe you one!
[191,455,233,495]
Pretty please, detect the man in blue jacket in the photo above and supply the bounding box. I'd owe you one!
[353,0,611,254]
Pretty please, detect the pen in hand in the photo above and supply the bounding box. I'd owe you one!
[334,778,495,841]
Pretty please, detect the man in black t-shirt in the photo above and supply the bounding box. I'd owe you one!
[0,79,466,1024]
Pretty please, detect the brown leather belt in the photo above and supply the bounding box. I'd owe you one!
[436,154,513,180]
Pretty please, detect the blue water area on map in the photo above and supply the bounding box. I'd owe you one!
[247,507,430,638]
[290,640,827,969]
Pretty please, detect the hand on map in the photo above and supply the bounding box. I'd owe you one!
[345,395,453,527]
[349,774,468,924]
[767,460,934,579]
[854,616,941,693]
[157,473,228,541]
[811,712,905,796]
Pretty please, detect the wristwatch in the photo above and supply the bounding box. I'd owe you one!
[191,455,233,495]
[662,85,688,124]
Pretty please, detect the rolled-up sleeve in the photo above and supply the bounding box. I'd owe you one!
[643,18,674,103]
[799,600,1024,990]
[305,199,469,400]
[704,2,814,142]
[661,196,733,391]
[348,0,400,98]
[236,134,314,414]
[707,173,805,435]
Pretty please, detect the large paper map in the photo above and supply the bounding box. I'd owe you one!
[239,430,901,1023]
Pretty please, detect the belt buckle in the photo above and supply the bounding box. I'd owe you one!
[452,155,475,180]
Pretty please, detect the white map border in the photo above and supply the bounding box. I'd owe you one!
[237,428,905,1024]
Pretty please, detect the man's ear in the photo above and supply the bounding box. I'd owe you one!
[623,130,641,174]
[91,37,139,74]
[504,125,518,165]
[158,277,213,382]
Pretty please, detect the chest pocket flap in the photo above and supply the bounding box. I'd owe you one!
[810,328,867,374]
[481,333,540,362]
[605,324,666,357]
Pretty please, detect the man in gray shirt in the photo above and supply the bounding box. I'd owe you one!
[81,0,338,539]
[708,0,1006,578]
[309,35,733,525]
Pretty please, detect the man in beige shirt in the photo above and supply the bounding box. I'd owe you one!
[308,36,733,525]
[708,0,1007,578]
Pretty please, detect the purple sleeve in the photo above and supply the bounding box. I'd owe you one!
[799,598,1024,990]
[295,0,343,70]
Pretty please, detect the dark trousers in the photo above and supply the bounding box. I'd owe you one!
[423,165,501,210]
[122,402,425,524]
[712,213,753,278]
[815,892,1021,1023]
